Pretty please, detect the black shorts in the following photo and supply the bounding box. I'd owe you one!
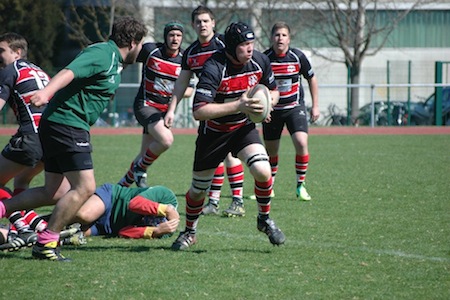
[263,104,308,140]
[39,119,93,173]
[134,102,166,134]
[1,132,43,167]
[193,123,261,171]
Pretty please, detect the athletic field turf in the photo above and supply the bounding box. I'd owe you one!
[0,129,448,299]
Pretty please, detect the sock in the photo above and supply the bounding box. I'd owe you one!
[24,210,48,232]
[0,201,6,218]
[185,192,204,234]
[0,188,12,218]
[255,177,273,219]
[137,149,159,170]
[227,163,244,200]
[296,154,309,187]
[269,155,279,184]
[208,164,224,202]
[8,225,17,237]
[38,228,60,245]
[118,161,135,187]
[8,211,30,233]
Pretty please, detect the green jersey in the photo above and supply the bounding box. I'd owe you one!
[109,184,177,235]
[43,40,123,131]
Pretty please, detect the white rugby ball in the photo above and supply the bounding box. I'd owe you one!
[246,84,271,123]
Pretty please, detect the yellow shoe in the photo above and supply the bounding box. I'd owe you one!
[296,184,311,201]
[248,190,275,200]
[32,241,71,262]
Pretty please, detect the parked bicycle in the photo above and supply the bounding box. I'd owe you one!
[318,103,348,126]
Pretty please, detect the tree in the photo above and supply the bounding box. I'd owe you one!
[284,0,425,120]
[62,0,142,48]
[0,0,62,73]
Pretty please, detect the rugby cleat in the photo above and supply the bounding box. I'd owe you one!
[222,198,245,217]
[59,223,82,239]
[202,201,219,215]
[171,231,197,251]
[257,217,285,246]
[296,184,311,201]
[5,229,37,252]
[60,232,87,246]
[32,241,71,262]
[133,163,148,188]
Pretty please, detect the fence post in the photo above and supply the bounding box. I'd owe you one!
[435,61,443,126]
[370,84,375,128]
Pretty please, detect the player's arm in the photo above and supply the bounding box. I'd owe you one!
[30,69,74,107]
[165,70,193,128]
[307,75,320,122]
[0,98,6,111]
[125,194,180,238]
[269,89,280,107]
[118,203,179,239]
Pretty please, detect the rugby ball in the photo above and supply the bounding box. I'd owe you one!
[246,84,271,123]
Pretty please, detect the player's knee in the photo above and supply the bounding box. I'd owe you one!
[247,153,271,182]
[191,176,212,195]
[246,152,268,168]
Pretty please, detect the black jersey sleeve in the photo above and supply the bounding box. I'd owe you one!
[292,48,315,79]
[193,56,223,106]
[137,42,158,63]
[254,51,277,91]
[0,64,15,101]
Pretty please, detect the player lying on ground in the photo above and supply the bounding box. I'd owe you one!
[75,183,180,239]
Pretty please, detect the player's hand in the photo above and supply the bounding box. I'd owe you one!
[153,218,180,237]
[239,89,263,115]
[30,89,51,107]
[310,106,320,123]
[164,110,175,128]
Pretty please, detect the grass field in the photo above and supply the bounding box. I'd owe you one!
[0,133,449,299]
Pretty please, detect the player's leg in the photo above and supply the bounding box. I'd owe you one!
[130,106,172,188]
[1,173,69,251]
[171,168,215,251]
[203,162,224,215]
[222,153,245,217]
[291,131,311,200]
[285,105,311,201]
[12,162,44,194]
[172,130,228,251]
[0,156,26,187]
[238,141,285,246]
[248,111,284,200]
[134,120,174,186]
[74,193,106,225]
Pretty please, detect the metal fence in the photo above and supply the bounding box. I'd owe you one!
[1,83,448,128]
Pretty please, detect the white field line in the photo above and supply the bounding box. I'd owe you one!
[199,229,450,263]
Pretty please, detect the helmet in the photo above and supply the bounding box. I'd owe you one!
[224,22,255,61]
[163,21,184,46]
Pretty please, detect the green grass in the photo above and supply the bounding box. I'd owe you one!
[0,133,449,299]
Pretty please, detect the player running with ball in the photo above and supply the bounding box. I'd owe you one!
[171,22,285,251]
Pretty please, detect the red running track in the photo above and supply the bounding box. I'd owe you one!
[0,126,449,136]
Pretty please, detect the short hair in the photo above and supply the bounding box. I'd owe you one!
[191,5,215,23]
[271,22,291,37]
[109,16,148,48]
[0,32,28,59]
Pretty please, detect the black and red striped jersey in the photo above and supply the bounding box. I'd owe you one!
[0,59,50,134]
[182,33,225,77]
[194,50,277,132]
[263,47,314,110]
[135,42,185,108]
